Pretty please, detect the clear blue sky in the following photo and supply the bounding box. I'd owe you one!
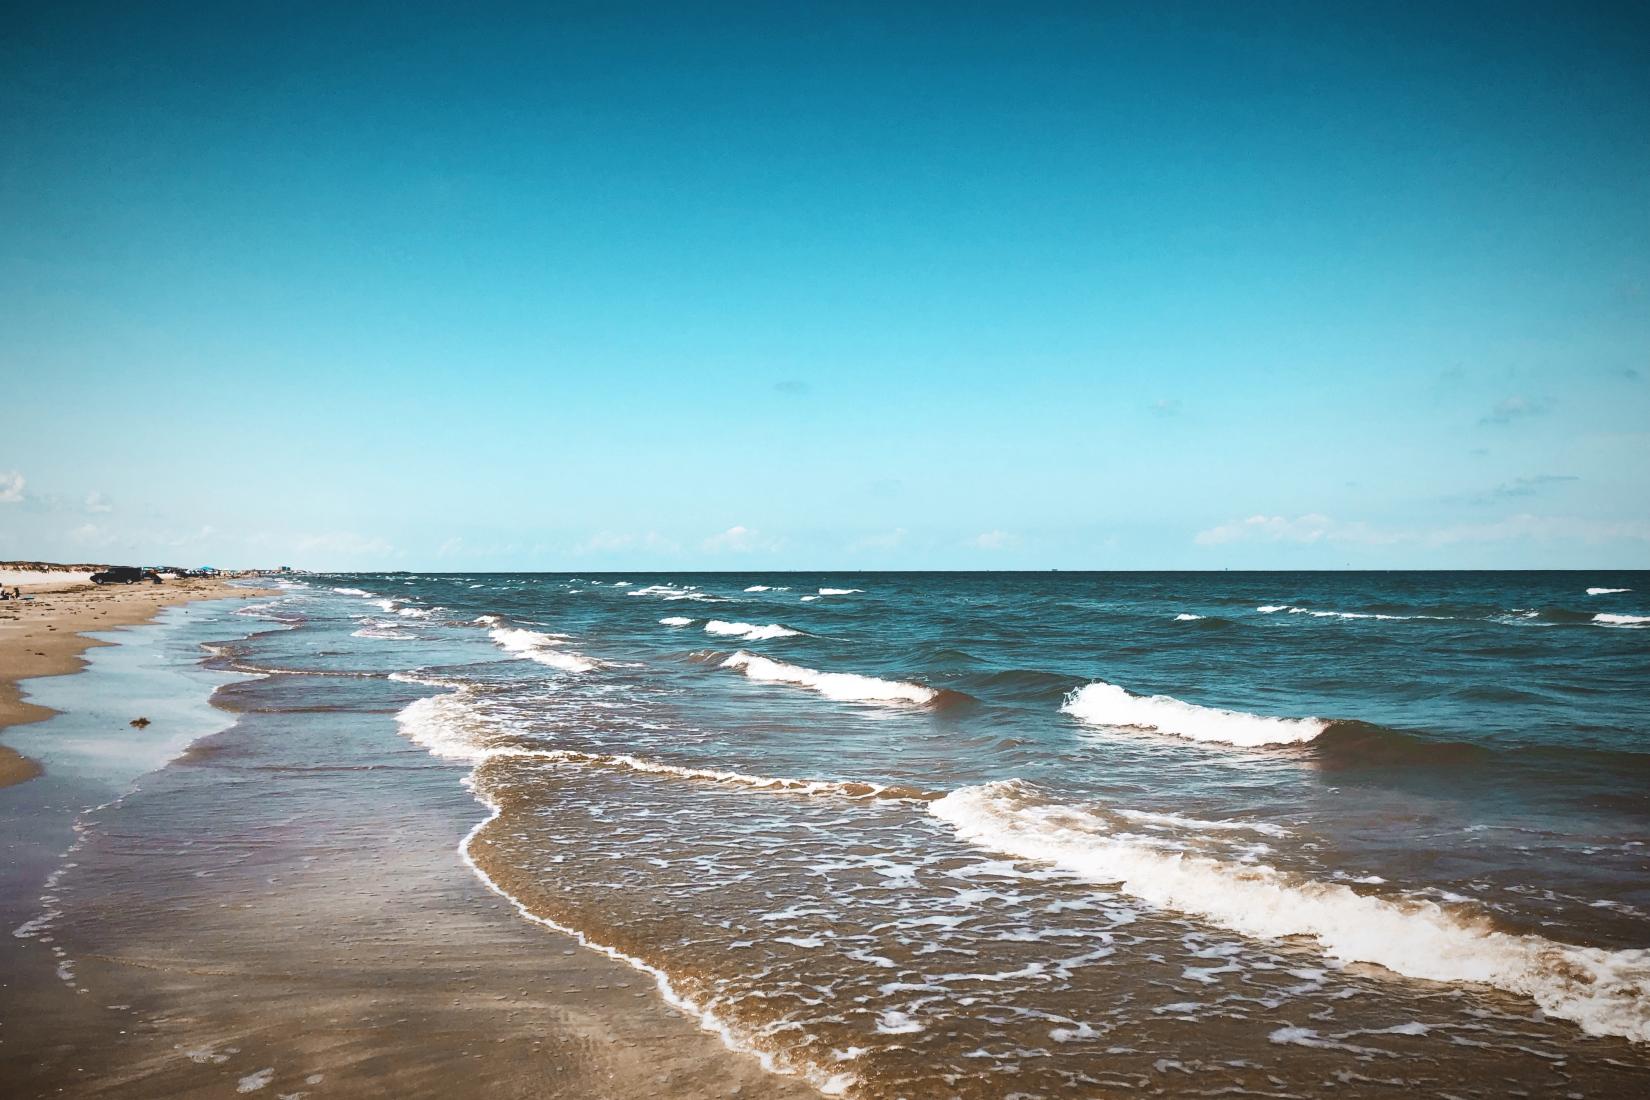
[2,1,1646,570]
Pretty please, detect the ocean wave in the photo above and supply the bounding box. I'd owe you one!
[703,620,803,641]
[660,616,694,627]
[720,652,944,706]
[528,749,934,802]
[1062,680,1327,747]
[1173,613,1204,621]
[1595,613,1650,628]
[1588,587,1632,596]
[331,587,375,597]
[1115,808,1290,838]
[817,587,862,596]
[1258,605,1434,622]
[488,626,597,672]
[628,584,727,603]
[930,780,1650,1044]
[392,678,935,804]
[351,619,416,640]
[455,796,848,1095]
[1496,607,1598,626]
[799,595,820,602]
[744,585,771,592]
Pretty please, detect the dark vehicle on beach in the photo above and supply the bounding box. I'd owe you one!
[90,566,146,585]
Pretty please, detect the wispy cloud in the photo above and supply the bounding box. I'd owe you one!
[848,528,906,552]
[573,530,680,555]
[84,491,113,513]
[1194,514,1363,546]
[293,531,394,556]
[1150,398,1182,417]
[1195,512,1650,548]
[970,529,1020,550]
[0,471,23,504]
[1479,395,1551,426]
[703,525,780,553]
[1489,474,1578,499]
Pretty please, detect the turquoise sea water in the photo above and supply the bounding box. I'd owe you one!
[230,571,1649,1096]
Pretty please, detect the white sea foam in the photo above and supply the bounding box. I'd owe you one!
[1116,808,1290,838]
[332,587,374,597]
[488,627,597,672]
[1062,680,1327,747]
[390,675,500,762]
[817,588,862,596]
[745,585,771,592]
[660,616,694,627]
[930,780,1650,1044]
[352,619,415,640]
[1173,613,1204,621]
[704,620,802,641]
[385,679,861,1093]
[721,652,937,706]
[1588,587,1631,596]
[1594,613,1650,627]
[1260,605,1420,621]
[397,605,438,619]
[454,791,852,1095]
[800,595,820,602]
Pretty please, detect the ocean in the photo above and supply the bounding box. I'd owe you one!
[232,571,1650,1096]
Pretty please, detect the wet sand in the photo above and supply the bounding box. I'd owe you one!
[0,598,815,1099]
[0,574,272,787]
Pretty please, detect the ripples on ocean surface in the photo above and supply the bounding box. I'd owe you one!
[238,571,1649,1096]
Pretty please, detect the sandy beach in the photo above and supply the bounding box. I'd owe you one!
[0,584,814,1099]
[0,574,272,788]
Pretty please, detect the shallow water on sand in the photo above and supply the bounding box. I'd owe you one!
[220,573,1650,1094]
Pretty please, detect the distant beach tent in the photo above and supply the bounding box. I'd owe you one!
[197,566,218,575]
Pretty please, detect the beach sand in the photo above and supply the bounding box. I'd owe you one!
[0,588,814,1099]
[0,575,272,788]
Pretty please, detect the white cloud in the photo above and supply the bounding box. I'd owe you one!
[1480,395,1551,425]
[1195,512,1650,548]
[702,525,779,553]
[0,471,23,503]
[574,530,679,555]
[84,491,113,513]
[292,531,394,556]
[1195,513,1345,546]
[971,530,1020,550]
[848,528,906,552]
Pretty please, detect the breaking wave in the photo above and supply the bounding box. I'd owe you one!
[1588,587,1632,596]
[1062,680,1327,747]
[488,626,597,672]
[1258,605,1436,622]
[929,780,1650,1044]
[659,616,694,627]
[817,588,861,596]
[720,652,949,707]
[1595,613,1649,628]
[703,620,803,641]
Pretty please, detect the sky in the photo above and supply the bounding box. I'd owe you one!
[2,1,1647,571]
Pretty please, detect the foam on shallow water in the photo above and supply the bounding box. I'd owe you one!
[930,780,1650,1043]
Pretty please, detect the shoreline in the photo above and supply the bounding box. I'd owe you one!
[1,587,815,1098]
[0,576,275,788]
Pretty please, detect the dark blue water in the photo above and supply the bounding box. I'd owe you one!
[242,571,1649,1097]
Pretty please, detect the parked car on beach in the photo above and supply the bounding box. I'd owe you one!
[90,566,146,585]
